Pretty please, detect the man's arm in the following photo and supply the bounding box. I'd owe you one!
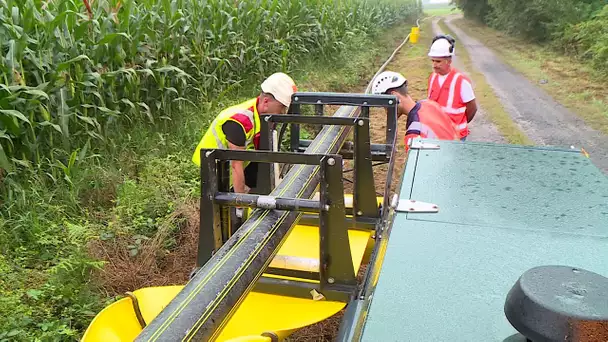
[222,121,250,194]
[465,100,477,123]
[461,79,477,122]
[227,142,249,194]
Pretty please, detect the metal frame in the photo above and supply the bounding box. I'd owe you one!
[197,92,399,292]
[289,92,398,155]
[136,92,400,341]
[198,149,357,292]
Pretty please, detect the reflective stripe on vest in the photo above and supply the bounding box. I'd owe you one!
[428,69,470,138]
[404,100,459,149]
[192,97,260,167]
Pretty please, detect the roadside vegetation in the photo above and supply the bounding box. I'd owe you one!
[451,18,608,136]
[449,0,608,136]
[0,0,421,340]
[435,19,532,145]
[451,0,608,77]
[452,0,607,56]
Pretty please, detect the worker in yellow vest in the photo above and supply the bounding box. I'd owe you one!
[192,72,297,199]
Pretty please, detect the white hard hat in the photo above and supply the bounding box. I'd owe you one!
[371,71,407,95]
[261,72,297,107]
[428,36,455,57]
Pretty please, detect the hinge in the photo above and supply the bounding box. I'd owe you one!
[396,199,439,213]
[410,139,440,150]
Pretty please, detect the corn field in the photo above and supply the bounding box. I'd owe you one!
[0,0,420,175]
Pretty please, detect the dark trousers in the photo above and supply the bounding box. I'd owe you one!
[244,162,258,189]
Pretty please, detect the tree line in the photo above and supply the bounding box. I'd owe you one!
[452,0,608,76]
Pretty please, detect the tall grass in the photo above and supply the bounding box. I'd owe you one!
[0,0,420,177]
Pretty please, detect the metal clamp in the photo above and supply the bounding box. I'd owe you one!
[396,199,439,213]
[410,140,440,150]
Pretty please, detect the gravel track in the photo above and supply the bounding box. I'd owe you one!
[438,15,608,174]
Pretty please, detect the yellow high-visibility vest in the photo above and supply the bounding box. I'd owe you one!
[192,97,261,167]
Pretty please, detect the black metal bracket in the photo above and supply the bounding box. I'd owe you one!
[282,92,398,219]
[198,148,356,291]
[289,92,398,157]
[291,92,398,107]
[260,113,379,220]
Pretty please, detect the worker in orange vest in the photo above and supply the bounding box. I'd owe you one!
[371,71,459,149]
[427,35,477,141]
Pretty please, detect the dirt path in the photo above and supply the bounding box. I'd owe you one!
[431,19,506,144]
[441,15,608,174]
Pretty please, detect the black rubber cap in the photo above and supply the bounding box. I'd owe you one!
[504,265,608,342]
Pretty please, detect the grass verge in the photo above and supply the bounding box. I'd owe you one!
[437,19,533,145]
[452,18,608,136]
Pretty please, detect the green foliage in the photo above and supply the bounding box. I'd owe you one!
[451,0,492,23]
[0,205,106,342]
[452,0,608,74]
[560,5,608,76]
[0,0,420,176]
[486,0,603,42]
[109,153,198,238]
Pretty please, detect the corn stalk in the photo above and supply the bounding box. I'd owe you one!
[0,0,420,175]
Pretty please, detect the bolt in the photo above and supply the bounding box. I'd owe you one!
[324,204,330,211]
[409,208,415,211]
[357,210,363,216]
[328,277,335,284]
[358,120,364,126]
[264,116,271,122]
[388,100,394,105]
[205,151,213,157]
[317,100,322,104]
[294,96,299,102]
[363,101,368,105]
[327,158,335,166]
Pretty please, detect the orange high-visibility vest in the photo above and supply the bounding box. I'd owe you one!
[427,68,471,139]
[404,100,459,149]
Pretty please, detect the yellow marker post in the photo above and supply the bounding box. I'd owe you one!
[410,26,419,44]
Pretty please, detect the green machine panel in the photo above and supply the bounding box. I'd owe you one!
[359,140,608,341]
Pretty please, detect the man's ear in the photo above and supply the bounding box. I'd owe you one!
[259,95,269,110]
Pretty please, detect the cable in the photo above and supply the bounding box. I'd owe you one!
[365,17,423,94]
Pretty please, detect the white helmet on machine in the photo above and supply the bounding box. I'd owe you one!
[371,71,407,95]
[261,72,297,107]
[428,35,455,58]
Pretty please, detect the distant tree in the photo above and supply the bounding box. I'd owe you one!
[451,0,492,23]
[488,0,604,42]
